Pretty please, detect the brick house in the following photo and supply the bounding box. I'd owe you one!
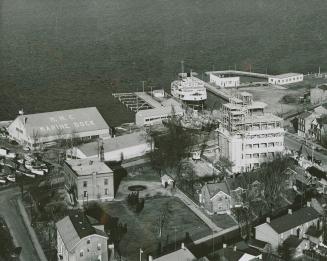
[56,211,108,261]
[64,158,114,204]
[255,205,321,249]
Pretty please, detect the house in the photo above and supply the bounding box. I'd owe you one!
[305,225,323,245]
[309,115,327,142]
[199,182,231,214]
[217,245,262,261]
[7,107,111,149]
[161,174,174,188]
[64,158,114,204]
[67,131,152,162]
[311,85,327,104]
[268,73,303,85]
[150,243,196,261]
[297,111,319,138]
[285,167,315,192]
[255,205,321,249]
[282,235,309,258]
[56,211,108,261]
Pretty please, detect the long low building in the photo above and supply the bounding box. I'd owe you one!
[7,107,111,148]
[135,98,184,126]
[268,73,303,85]
[67,131,152,162]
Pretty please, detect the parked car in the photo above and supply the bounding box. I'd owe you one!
[0,177,7,184]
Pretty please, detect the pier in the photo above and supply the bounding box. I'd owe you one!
[112,92,162,112]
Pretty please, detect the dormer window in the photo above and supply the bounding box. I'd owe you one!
[87,239,90,244]
[97,243,101,250]
[80,250,84,257]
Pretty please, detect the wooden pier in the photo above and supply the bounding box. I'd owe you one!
[112,92,159,112]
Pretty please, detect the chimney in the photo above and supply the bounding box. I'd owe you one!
[307,201,311,207]
[148,256,153,261]
[223,243,227,249]
[266,217,270,223]
[233,246,237,252]
[181,242,185,250]
[89,160,93,165]
[288,209,292,215]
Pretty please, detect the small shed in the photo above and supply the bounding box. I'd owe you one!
[161,174,174,188]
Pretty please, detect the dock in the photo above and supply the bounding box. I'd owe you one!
[112,92,162,112]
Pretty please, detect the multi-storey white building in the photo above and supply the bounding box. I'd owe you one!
[217,92,285,173]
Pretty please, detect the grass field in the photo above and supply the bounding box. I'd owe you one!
[101,196,210,260]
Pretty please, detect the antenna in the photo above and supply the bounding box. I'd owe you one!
[181,60,184,74]
[141,81,145,93]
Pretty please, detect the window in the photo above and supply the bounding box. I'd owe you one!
[105,189,108,195]
[97,243,101,250]
[80,250,84,257]
[87,239,90,244]
[104,179,108,185]
[84,191,88,197]
[83,181,87,187]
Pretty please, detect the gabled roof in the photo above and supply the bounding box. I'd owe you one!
[11,107,109,138]
[283,235,304,248]
[306,226,323,238]
[267,207,320,234]
[65,158,113,176]
[153,247,196,261]
[56,211,107,251]
[204,182,230,199]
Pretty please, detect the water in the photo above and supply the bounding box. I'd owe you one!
[1,0,327,126]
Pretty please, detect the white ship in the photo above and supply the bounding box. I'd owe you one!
[171,72,207,109]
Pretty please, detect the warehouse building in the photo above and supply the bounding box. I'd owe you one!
[7,107,111,148]
[268,73,303,85]
[135,98,184,126]
[67,131,152,162]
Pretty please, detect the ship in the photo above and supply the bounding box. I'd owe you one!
[171,71,207,109]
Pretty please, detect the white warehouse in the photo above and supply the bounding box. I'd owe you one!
[268,73,303,85]
[209,73,240,88]
[7,107,111,149]
[67,131,153,162]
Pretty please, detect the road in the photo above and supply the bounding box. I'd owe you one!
[284,132,327,168]
[0,187,40,261]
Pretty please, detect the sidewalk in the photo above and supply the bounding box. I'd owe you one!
[17,198,48,261]
[174,188,222,232]
[286,131,327,152]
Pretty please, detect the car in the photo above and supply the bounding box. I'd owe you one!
[6,175,15,182]
[0,177,7,184]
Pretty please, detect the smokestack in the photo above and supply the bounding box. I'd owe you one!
[266,217,270,223]
[288,209,292,215]
[148,256,153,261]
[181,242,185,250]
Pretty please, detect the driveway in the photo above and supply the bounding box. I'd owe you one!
[0,187,40,261]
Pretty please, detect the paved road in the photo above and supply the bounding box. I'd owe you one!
[0,187,40,261]
[284,132,327,168]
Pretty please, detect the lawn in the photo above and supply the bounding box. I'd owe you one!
[101,196,211,260]
[210,214,237,229]
[125,164,161,182]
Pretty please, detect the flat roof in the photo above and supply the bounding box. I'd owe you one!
[11,107,109,138]
[76,131,148,157]
[269,73,303,79]
[134,92,162,108]
[243,113,282,124]
[211,72,240,78]
[65,158,112,176]
[136,104,184,118]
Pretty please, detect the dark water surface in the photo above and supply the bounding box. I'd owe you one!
[1,0,327,126]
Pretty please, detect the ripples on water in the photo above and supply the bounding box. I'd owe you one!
[0,0,327,125]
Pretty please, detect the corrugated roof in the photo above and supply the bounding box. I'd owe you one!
[76,131,148,157]
[136,104,184,118]
[14,107,109,138]
[268,207,320,234]
[269,73,303,79]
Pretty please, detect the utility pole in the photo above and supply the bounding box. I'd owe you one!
[181,60,184,74]
[141,81,145,93]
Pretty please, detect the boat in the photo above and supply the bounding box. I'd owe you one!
[171,72,207,109]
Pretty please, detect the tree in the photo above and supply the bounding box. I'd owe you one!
[156,200,173,255]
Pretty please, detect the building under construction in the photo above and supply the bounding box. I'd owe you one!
[217,92,285,173]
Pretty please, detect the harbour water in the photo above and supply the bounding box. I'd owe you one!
[0,0,327,126]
